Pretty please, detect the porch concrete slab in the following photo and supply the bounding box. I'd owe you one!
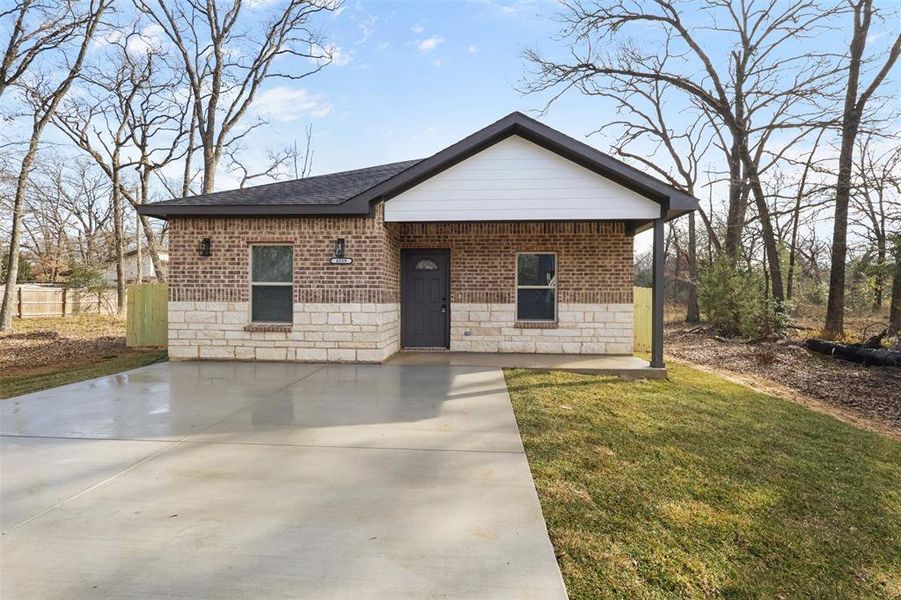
[0,362,567,599]
[388,351,667,378]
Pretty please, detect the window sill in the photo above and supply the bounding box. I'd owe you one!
[244,323,293,333]
[514,321,558,329]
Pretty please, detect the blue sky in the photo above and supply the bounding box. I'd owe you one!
[12,0,894,254]
[245,0,596,176]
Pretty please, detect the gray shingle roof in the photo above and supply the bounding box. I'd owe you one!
[152,159,421,207]
[137,112,699,225]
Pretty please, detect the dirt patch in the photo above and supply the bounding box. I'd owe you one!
[666,323,901,436]
[0,315,132,377]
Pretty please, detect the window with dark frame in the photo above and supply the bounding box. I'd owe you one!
[516,253,557,321]
[251,245,293,323]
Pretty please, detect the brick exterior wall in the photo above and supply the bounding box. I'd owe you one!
[166,205,634,361]
[393,221,632,304]
[168,204,397,304]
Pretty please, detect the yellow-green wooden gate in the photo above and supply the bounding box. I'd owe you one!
[126,283,168,347]
[633,286,652,353]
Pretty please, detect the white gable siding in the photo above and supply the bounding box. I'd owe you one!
[384,135,661,222]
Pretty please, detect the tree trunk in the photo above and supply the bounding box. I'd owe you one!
[824,111,860,338]
[723,135,745,261]
[136,211,143,284]
[738,147,785,302]
[888,237,900,338]
[786,192,801,301]
[139,214,166,283]
[202,143,217,194]
[111,167,125,315]
[138,171,166,283]
[873,236,886,309]
[0,128,41,331]
[686,209,700,323]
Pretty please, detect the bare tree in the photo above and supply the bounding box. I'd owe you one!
[135,0,338,193]
[783,129,829,301]
[53,36,148,312]
[117,30,193,283]
[524,0,844,302]
[0,0,109,331]
[823,0,901,338]
[22,166,73,281]
[226,145,297,189]
[54,158,113,265]
[592,74,711,322]
[226,125,314,188]
[850,133,901,309]
[0,0,94,97]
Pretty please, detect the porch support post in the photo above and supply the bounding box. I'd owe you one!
[651,218,665,369]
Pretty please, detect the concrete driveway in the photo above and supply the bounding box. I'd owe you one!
[0,362,567,599]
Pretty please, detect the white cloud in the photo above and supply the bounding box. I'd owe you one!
[475,0,538,17]
[416,35,444,53]
[411,24,425,34]
[355,15,377,44]
[377,41,391,51]
[254,87,333,122]
[468,45,480,55]
[432,58,443,67]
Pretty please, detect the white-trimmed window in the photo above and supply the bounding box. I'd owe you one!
[516,253,557,321]
[250,245,293,323]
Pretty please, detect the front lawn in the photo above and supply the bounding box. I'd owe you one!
[505,362,901,599]
[0,315,166,398]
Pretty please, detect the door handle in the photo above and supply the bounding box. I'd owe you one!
[441,304,447,313]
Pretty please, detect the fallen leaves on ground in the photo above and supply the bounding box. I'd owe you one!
[666,323,901,433]
[0,315,131,377]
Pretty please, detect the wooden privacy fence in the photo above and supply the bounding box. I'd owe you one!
[633,286,652,353]
[14,285,119,318]
[126,283,168,347]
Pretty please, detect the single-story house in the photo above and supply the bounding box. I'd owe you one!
[99,248,169,284]
[139,112,698,368]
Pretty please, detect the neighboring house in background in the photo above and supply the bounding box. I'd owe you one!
[139,112,697,367]
[99,249,169,284]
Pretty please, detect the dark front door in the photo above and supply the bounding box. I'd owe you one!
[401,250,449,348]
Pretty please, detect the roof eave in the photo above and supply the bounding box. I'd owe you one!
[136,203,372,219]
[138,111,702,220]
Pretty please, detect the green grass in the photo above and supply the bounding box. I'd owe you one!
[505,362,901,599]
[0,350,167,399]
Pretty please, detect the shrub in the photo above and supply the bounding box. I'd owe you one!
[0,252,34,283]
[698,258,790,338]
[66,265,107,292]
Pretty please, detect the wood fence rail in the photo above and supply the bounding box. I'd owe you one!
[14,285,119,318]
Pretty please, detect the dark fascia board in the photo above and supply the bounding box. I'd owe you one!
[136,202,371,218]
[626,209,693,234]
[138,111,700,220]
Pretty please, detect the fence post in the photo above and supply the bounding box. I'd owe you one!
[17,286,22,319]
[61,288,67,316]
